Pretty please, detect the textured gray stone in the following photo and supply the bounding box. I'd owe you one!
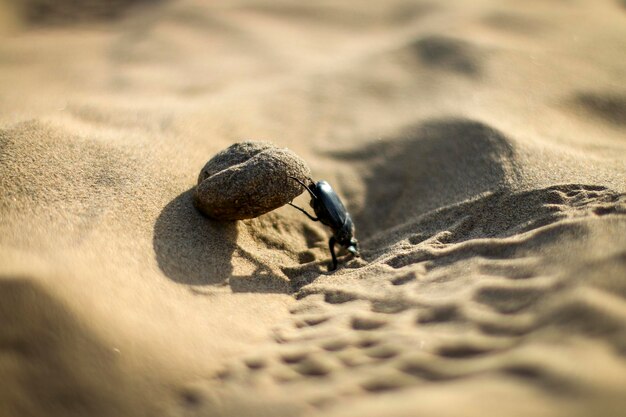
[193,142,311,221]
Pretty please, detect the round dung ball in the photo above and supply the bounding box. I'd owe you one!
[193,142,311,221]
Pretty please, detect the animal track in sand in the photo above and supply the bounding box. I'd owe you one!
[206,183,626,406]
[473,284,547,314]
[351,315,389,331]
[380,184,624,269]
[416,304,462,324]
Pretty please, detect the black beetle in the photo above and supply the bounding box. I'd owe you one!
[288,177,359,271]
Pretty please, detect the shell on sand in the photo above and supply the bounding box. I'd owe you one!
[193,142,311,221]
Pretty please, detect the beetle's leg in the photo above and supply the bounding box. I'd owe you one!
[328,236,338,271]
[288,176,318,200]
[288,202,319,221]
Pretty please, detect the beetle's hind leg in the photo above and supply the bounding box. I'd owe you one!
[328,236,338,271]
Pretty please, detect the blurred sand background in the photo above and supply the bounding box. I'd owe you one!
[0,0,625,416]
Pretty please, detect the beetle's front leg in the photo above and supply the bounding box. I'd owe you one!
[288,202,319,221]
[328,236,338,271]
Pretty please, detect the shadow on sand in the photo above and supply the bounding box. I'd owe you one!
[153,189,238,286]
[153,189,299,293]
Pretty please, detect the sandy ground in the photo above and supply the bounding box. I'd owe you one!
[1,0,625,416]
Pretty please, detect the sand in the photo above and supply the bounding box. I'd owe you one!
[0,0,625,416]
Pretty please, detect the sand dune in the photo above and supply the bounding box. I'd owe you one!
[1,0,625,416]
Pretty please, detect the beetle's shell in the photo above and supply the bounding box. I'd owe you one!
[193,142,310,221]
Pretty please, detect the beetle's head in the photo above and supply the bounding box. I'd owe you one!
[346,238,360,258]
